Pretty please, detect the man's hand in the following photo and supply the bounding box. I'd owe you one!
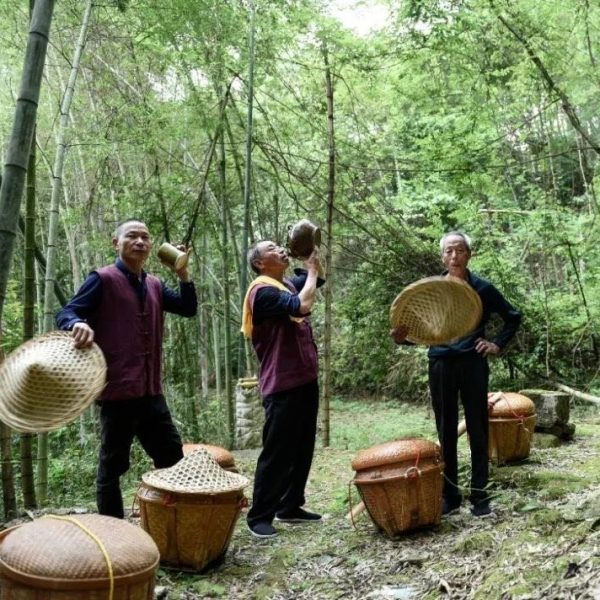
[174,245,191,282]
[72,322,95,349]
[303,248,321,276]
[475,338,500,357]
[390,325,409,345]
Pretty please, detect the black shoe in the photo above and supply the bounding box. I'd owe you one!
[470,501,493,518]
[247,521,278,538]
[275,508,322,523]
[442,496,462,515]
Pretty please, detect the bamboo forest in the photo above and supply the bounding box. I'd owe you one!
[0,1,599,598]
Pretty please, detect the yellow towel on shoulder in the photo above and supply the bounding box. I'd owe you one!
[241,276,304,338]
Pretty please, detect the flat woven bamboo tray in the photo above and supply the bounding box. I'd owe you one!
[0,331,106,433]
[390,276,482,345]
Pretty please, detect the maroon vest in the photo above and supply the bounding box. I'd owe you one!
[250,281,319,397]
[91,265,164,401]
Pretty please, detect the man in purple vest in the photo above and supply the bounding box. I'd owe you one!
[56,219,197,518]
[242,240,324,538]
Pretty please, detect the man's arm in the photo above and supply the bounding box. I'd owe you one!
[297,250,320,315]
[161,246,198,317]
[55,272,102,348]
[475,285,522,356]
[162,281,198,317]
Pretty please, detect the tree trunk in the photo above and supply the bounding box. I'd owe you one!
[21,127,38,510]
[239,0,256,378]
[219,103,234,448]
[0,0,55,325]
[38,0,92,505]
[321,42,335,448]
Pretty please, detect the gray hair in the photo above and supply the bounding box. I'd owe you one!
[247,242,264,274]
[113,219,146,239]
[440,231,472,253]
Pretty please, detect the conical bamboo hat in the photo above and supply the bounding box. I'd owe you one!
[0,331,106,433]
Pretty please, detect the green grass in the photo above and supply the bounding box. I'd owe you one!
[26,396,600,599]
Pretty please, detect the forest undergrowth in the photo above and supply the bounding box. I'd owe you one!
[5,398,600,599]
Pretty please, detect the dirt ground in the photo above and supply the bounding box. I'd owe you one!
[155,402,600,599]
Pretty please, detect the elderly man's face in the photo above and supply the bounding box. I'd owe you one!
[254,241,289,273]
[113,221,152,266]
[442,235,471,273]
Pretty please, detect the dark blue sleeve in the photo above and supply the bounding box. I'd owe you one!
[253,287,302,323]
[290,268,326,292]
[55,272,102,330]
[488,285,522,349]
[162,281,198,317]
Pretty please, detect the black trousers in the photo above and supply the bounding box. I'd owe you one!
[429,355,489,504]
[247,380,319,527]
[96,394,183,518]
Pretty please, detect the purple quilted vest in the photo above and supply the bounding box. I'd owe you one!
[250,280,319,397]
[91,265,164,401]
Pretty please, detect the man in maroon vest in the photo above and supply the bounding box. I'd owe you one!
[242,240,324,538]
[56,219,197,518]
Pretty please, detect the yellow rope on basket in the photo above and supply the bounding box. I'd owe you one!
[41,515,115,600]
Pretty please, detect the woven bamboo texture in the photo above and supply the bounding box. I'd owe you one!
[489,415,537,464]
[287,219,321,259]
[0,514,158,600]
[0,331,106,433]
[488,392,536,464]
[142,448,248,493]
[138,484,245,571]
[352,439,444,537]
[390,276,482,345]
[182,444,237,472]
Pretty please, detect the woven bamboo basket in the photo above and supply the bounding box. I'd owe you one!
[488,392,537,464]
[0,331,106,433]
[0,514,159,600]
[138,448,249,572]
[182,443,237,472]
[390,276,482,345]
[352,439,444,537]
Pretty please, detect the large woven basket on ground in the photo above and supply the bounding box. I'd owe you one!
[489,392,536,464]
[182,443,237,472]
[138,448,249,572]
[390,276,482,345]
[0,331,106,433]
[0,514,159,600]
[352,438,444,537]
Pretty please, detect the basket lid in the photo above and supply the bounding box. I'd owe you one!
[142,447,249,493]
[390,276,483,346]
[352,438,441,471]
[182,443,236,468]
[0,331,106,433]
[0,514,158,589]
[490,392,536,418]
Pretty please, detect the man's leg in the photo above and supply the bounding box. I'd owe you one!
[247,388,301,528]
[97,401,136,518]
[277,380,319,514]
[429,357,461,504]
[460,357,490,505]
[136,395,184,468]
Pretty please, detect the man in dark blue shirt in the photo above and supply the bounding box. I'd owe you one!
[56,219,197,518]
[392,232,521,517]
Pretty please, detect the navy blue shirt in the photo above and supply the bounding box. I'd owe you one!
[56,258,197,330]
[428,270,521,358]
[252,269,325,325]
